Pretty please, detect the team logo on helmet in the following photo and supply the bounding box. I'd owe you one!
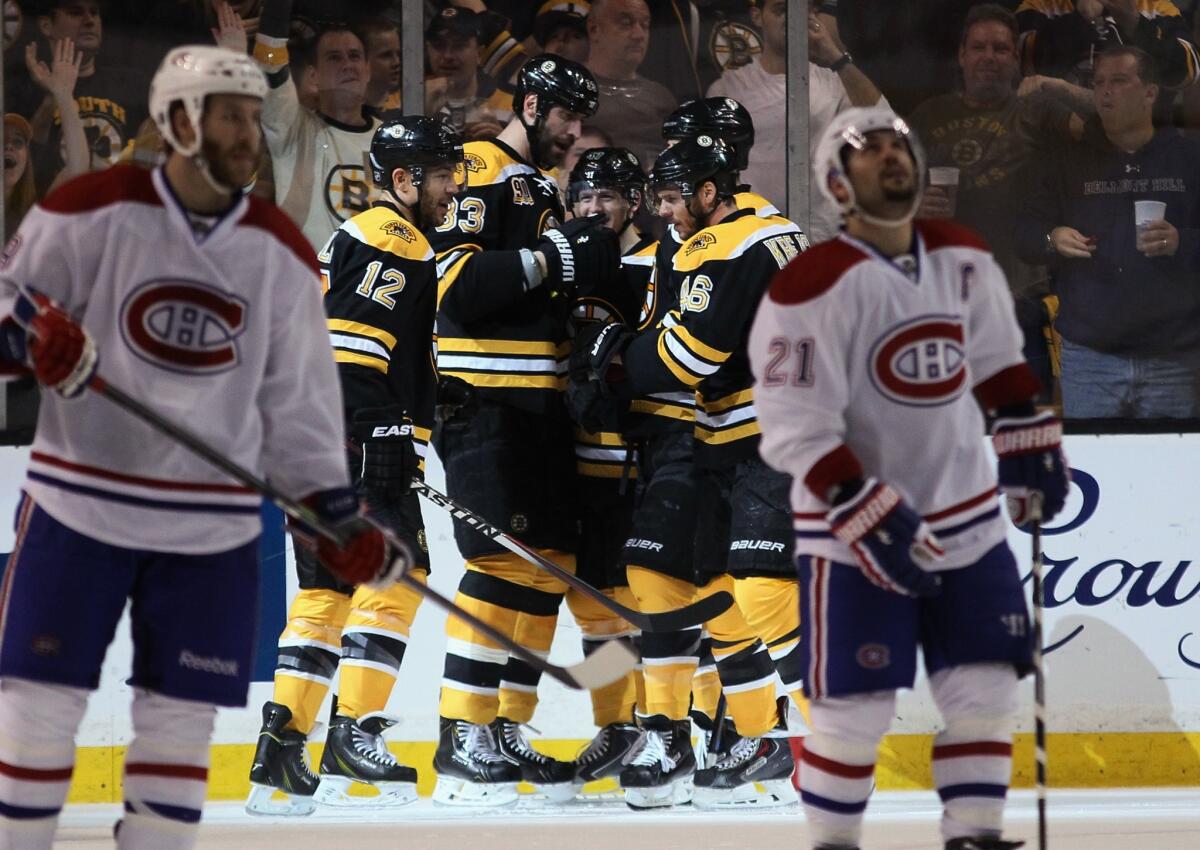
[541,60,556,72]
[697,135,713,147]
[868,315,967,407]
[121,279,248,374]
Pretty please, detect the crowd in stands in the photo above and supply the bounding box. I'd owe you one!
[3,0,1200,420]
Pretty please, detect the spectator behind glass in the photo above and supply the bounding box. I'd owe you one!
[249,1,382,249]
[533,0,590,63]
[585,0,678,167]
[358,15,401,116]
[707,0,887,239]
[4,114,36,240]
[424,7,510,141]
[558,123,612,199]
[15,0,147,193]
[1016,46,1200,419]
[1017,0,1200,93]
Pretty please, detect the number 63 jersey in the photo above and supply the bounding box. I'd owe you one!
[749,220,1029,570]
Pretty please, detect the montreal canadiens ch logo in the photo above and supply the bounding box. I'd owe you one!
[121,280,247,374]
[868,315,967,406]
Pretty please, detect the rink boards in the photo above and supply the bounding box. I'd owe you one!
[0,432,1198,801]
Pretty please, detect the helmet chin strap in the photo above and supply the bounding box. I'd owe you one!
[384,186,424,230]
[190,145,239,198]
[838,178,922,229]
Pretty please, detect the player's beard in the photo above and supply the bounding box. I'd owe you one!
[536,126,574,169]
[202,136,259,194]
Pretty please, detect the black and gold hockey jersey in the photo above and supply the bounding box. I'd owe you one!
[623,207,807,468]
[626,188,781,439]
[572,235,657,485]
[321,201,438,473]
[431,138,569,414]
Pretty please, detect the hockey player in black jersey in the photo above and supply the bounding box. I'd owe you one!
[570,137,810,809]
[561,147,656,789]
[247,117,464,815]
[430,54,624,806]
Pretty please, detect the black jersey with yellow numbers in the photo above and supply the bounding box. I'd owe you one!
[430,137,570,414]
[321,200,438,474]
[623,207,808,468]
[572,235,657,487]
[625,189,781,439]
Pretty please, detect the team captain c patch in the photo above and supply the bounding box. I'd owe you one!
[121,279,248,374]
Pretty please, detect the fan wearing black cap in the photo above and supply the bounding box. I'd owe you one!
[424,6,511,139]
[429,54,624,807]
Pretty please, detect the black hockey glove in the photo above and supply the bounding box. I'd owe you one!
[566,320,635,433]
[351,406,418,499]
[537,214,622,299]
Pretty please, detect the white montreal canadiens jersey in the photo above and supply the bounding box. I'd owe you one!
[0,166,349,554]
[749,220,1025,570]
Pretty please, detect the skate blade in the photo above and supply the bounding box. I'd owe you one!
[623,777,694,810]
[244,782,316,817]
[432,775,520,807]
[525,781,577,804]
[314,775,418,808]
[693,778,799,810]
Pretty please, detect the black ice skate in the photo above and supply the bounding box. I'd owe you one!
[689,708,738,767]
[693,734,798,809]
[945,839,1025,850]
[432,716,521,806]
[245,702,318,817]
[314,713,418,807]
[573,722,642,787]
[619,716,696,810]
[491,717,576,803]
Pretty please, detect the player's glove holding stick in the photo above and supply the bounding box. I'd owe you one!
[351,405,419,500]
[295,487,413,588]
[827,477,944,597]
[537,213,622,299]
[3,289,98,398]
[992,407,1070,526]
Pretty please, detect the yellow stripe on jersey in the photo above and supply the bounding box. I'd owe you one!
[704,388,754,414]
[439,372,564,390]
[340,207,435,261]
[695,389,758,445]
[439,338,570,357]
[328,319,398,350]
[735,190,780,218]
[673,217,804,274]
[335,350,389,374]
[630,397,696,422]
[656,323,731,386]
[435,245,482,306]
[695,420,761,445]
[460,139,545,189]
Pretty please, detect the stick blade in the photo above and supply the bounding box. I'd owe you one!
[641,590,734,631]
[565,640,638,690]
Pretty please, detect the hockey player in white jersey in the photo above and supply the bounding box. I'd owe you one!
[0,46,405,850]
[749,107,1070,850]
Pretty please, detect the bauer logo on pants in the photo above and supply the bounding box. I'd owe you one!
[121,279,248,374]
[868,314,967,407]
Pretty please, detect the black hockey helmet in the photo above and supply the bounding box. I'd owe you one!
[369,115,464,189]
[567,146,645,208]
[512,53,600,120]
[649,134,739,200]
[662,97,755,171]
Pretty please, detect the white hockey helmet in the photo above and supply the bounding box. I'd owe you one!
[813,106,926,226]
[149,45,268,158]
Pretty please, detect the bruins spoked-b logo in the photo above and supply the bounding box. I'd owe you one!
[324,164,378,222]
[121,279,248,374]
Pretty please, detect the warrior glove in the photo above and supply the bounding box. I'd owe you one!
[992,407,1069,527]
[537,214,621,299]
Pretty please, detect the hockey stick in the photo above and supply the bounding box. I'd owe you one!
[411,478,734,632]
[706,694,728,768]
[78,373,636,692]
[1030,504,1048,850]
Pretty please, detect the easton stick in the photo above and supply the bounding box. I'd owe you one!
[53,363,637,693]
[411,478,734,632]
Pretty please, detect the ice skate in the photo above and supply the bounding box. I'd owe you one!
[945,839,1025,850]
[314,713,418,807]
[432,717,521,806]
[491,717,576,803]
[619,716,696,810]
[573,722,641,788]
[690,708,738,767]
[245,702,318,817]
[693,734,798,809]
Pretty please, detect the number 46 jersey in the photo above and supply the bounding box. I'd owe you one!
[320,201,438,471]
[749,220,1031,571]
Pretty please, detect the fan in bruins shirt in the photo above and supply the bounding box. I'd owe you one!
[246,117,464,816]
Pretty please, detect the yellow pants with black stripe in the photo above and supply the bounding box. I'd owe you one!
[627,568,778,737]
[271,571,427,735]
[558,585,644,727]
[734,576,809,721]
[440,551,573,725]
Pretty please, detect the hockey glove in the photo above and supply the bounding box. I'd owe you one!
[566,320,635,433]
[300,487,412,588]
[827,478,944,598]
[992,408,1069,527]
[352,406,418,498]
[11,290,97,399]
[537,214,621,299]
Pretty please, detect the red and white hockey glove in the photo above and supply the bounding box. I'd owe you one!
[826,478,944,598]
[299,488,413,588]
[11,290,97,398]
[992,408,1069,527]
